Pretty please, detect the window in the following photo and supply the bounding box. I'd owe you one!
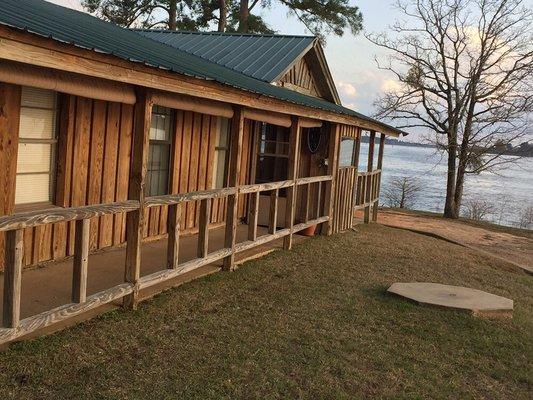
[15,87,58,205]
[339,138,356,167]
[256,123,290,184]
[146,106,173,196]
[213,117,230,189]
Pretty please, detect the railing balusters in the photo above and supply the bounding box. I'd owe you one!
[316,181,322,219]
[197,198,211,258]
[2,229,23,329]
[167,203,181,269]
[247,191,259,241]
[72,219,90,303]
[304,183,311,223]
[269,188,279,234]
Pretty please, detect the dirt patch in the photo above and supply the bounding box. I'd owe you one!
[378,210,533,275]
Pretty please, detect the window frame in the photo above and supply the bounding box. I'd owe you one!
[255,122,290,184]
[14,87,59,210]
[212,117,231,189]
[145,105,174,197]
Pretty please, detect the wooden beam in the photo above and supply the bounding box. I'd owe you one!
[323,124,340,235]
[197,198,211,258]
[124,88,153,309]
[72,219,89,303]
[372,133,386,222]
[0,200,139,232]
[2,229,23,328]
[364,131,376,224]
[0,28,403,137]
[283,116,302,250]
[222,106,244,271]
[167,203,181,269]
[269,189,279,234]
[247,191,259,241]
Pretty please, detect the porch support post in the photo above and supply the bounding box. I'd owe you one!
[323,123,340,235]
[364,130,376,223]
[372,133,386,222]
[124,88,153,309]
[283,116,301,250]
[222,106,244,271]
[2,229,23,329]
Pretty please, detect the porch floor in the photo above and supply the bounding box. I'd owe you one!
[0,223,307,342]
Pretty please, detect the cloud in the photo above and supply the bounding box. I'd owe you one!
[381,78,403,93]
[337,82,358,98]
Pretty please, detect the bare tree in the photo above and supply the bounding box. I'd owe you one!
[463,198,495,221]
[367,0,533,219]
[383,177,422,209]
[517,205,533,229]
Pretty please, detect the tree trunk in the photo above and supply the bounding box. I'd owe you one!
[238,0,249,33]
[168,0,177,30]
[218,0,227,32]
[443,134,458,218]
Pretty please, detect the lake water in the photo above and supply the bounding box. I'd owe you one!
[341,142,533,227]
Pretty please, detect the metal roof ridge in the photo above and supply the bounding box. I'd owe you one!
[130,28,316,40]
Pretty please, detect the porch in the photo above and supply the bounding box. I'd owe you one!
[0,221,308,342]
[0,173,331,345]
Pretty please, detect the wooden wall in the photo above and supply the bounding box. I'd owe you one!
[0,87,255,270]
[144,112,254,239]
[279,58,321,98]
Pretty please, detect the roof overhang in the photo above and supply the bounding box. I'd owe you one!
[0,25,406,137]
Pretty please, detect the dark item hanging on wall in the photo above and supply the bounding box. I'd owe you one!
[307,127,322,154]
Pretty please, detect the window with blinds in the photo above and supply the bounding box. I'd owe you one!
[146,105,173,197]
[213,117,230,189]
[15,87,58,205]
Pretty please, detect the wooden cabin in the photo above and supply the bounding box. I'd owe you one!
[0,0,406,345]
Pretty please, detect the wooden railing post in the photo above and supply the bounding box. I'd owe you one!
[323,123,340,235]
[364,131,376,223]
[72,219,89,303]
[269,189,279,234]
[197,198,211,258]
[283,116,302,250]
[3,229,23,329]
[223,106,244,271]
[247,191,259,241]
[167,203,181,269]
[372,133,386,222]
[124,88,153,309]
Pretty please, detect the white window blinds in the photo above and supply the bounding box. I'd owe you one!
[15,86,58,205]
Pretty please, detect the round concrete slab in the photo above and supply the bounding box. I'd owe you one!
[387,282,513,316]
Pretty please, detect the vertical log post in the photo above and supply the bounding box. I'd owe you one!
[167,203,181,269]
[364,131,376,223]
[268,188,279,234]
[283,116,301,250]
[372,133,386,222]
[247,191,260,241]
[72,219,90,303]
[197,198,211,258]
[3,229,23,329]
[124,88,153,309]
[223,106,244,271]
[323,123,340,235]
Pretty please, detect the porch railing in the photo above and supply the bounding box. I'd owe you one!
[0,175,331,345]
[353,169,381,211]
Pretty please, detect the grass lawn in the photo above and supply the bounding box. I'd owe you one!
[0,224,531,399]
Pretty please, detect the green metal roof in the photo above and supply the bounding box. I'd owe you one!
[135,30,315,83]
[0,0,406,136]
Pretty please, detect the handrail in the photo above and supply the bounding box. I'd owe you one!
[145,187,237,208]
[0,200,140,232]
[356,169,381,177]
[296,175,332,185]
